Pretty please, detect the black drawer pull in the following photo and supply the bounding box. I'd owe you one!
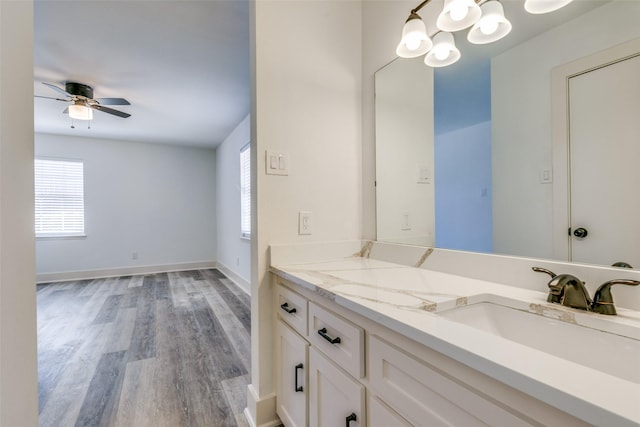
[318,327,341,344]
[280,302,297,314]
[346,413,357,426]
[294,363,303,392]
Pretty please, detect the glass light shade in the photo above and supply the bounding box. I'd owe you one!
[396,14,433,58]
[425,32,461,67]
[467,1,512,44]
[68,103,93,120]
[437,0,481,32]
[524,0,573,14]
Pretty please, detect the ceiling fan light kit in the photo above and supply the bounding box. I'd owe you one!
[396,0,573,66]
[38,81,131,127]
[68,101,93,121]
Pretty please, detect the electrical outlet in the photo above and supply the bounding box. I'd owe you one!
[132,251,138,260]
[298,211,312,235]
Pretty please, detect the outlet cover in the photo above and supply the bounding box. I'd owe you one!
[298,211,312,235]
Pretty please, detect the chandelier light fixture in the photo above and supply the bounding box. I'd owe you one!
[396,0,573,67]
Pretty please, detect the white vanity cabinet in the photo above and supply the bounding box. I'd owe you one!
[274,278,589,427]
[275,283,365,427]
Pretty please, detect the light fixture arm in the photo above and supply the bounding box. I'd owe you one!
[411,0,482,15]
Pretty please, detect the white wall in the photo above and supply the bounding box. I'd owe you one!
[492,0,640,259]
[216,115,251,293]
[362,0,418,241]
[35,133,217,281]
[375,57,434,246]
[249,0,363,424]
[0,1,39,425]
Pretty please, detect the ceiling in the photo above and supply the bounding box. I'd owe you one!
[34,0,250,149]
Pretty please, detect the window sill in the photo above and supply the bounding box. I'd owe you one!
[36,234,87,241]
[240,235,251,241]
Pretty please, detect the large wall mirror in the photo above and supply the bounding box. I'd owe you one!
[375,0,640,268]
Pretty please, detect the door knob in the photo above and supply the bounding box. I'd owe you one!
[572,227,588,238]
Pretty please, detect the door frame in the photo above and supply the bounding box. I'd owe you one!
[551,37,640,261]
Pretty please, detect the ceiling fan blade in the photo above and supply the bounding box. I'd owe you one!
[96,98,131,106]
[35,95,70,102]
[91,104,131,118]
[42,82,71,98]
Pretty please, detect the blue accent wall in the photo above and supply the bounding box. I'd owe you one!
[434,60,493,252]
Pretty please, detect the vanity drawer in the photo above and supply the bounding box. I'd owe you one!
[307,301,364,379]
[276,284,308,336]
[369,335,531,427]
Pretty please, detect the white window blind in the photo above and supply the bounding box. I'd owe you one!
[240,144,251,238]
[35,158,85,236]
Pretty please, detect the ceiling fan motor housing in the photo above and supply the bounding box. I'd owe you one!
[65,82,93,99]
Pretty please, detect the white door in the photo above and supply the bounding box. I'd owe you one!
[568,53,640,267]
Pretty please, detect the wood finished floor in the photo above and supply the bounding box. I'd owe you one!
[37,269,251,427]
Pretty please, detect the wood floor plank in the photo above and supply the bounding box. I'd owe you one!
[38,269,252,427]
[127,277,157,361]
[221,374,251,427]
[74,351,127,427]
[93,294,124,324]
[39,323,111,427]
[128,275,144,288]
[194,279,251,372]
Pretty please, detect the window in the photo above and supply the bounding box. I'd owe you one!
[35,158,85,237]
[240,144,251,239]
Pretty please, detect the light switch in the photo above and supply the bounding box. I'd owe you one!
[266,150,289,175]
[417,166,431,184]
[540,169,553,184]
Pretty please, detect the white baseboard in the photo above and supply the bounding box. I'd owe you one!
[245,384,279,427]
[216,262,251,295]
[36,260,218,283]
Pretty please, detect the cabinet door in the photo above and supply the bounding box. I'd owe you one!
[369,395,412,427]
[308,347,365,427]
[276,321,308,427]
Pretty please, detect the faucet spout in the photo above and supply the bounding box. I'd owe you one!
[532,267,591,310]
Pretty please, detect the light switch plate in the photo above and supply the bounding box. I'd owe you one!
[417,166,431,184]
[540,169,553,184]
[266,150,289,175]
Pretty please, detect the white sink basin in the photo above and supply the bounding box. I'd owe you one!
[437,302,640,384]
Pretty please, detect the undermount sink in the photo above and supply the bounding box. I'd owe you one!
[437,302,640,384]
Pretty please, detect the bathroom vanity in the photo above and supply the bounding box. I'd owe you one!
[270,241,640,427]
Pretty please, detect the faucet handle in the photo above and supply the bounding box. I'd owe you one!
[592,279,640,315]
[533,267,562,303]
[532,267,556,278]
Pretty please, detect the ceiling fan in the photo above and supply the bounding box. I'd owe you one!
[36,81,131,120]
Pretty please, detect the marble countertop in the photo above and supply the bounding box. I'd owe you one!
[270,256,640,426]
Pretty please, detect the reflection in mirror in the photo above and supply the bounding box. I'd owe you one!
[375,0,640,268]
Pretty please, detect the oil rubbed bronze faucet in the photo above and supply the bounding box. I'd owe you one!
[532,267,640,315]
[532,267,592,310]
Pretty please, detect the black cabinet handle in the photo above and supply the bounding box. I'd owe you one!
[345,413,356,426]
[318,327,341,344]
[294,363,303,392]
[280,302,297,314]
